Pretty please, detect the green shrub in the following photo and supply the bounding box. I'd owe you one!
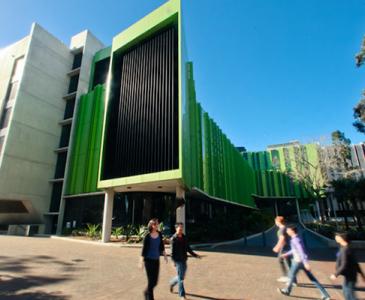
[136,225,148,242]
[86,224,101,240]
[123,224,136,241]
[112,227,123,239]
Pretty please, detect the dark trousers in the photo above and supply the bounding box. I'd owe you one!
[144,259,160,300]
[342,278,356,300]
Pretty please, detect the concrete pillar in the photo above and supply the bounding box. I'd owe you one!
[101,189,115,243]
[295,198,302,224]
[274,199,279,216]
[56,197,66,235]
[176,185,186,233]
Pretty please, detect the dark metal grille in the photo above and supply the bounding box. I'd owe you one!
[102,26,178,179]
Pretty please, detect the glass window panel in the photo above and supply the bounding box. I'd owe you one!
[11,57,24,82]
[72,52,83,69]
[7,82,18,101]
[0,108,12,129]
[0,136,4,154]
[68,74,79,94]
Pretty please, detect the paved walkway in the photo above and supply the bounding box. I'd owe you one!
[0,236,365,299]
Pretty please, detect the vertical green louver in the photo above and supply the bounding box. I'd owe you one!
[182,62,256,207]
[244,143,324,200]
[66,85,105,195]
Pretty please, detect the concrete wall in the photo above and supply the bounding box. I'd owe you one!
[55,30,104,234]
[70,30,104,98]
[0,23,72,226]
[0,36,29,149]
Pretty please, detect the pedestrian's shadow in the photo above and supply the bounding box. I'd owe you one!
[185,292,245,300]
[300,282,365,291]
[0,290,68,299]
[287,296,322,300]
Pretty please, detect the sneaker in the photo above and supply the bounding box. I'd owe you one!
[277,288,289,296]
[292,282,298,287]
[277,276,290,283]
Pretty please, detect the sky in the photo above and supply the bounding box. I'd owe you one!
[1,0,365,151]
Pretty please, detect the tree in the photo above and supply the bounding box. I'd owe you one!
[354,37,365,133]
[285,145,329,221]
[331,178,365,231]
[353,99,365,133]
[355,36,365,67]
[330,130,352,175]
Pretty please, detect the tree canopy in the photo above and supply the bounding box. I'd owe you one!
[354,36,365,133]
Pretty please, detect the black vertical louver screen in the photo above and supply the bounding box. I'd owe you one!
[102,26,178,179]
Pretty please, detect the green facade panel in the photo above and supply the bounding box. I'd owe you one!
[245,143,324,200]
[65,85,105,195]
[182,62,256,208]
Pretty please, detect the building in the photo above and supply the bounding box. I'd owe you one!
[3,0,359,239]
[0,0,258,240]
[58,0,257,241]
[0,23,104,234]
[243,142,324,220]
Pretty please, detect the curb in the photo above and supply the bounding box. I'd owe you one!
[50,235,173,248]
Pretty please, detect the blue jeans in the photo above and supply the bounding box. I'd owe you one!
[343,279,356,300]
[285,261,330,299]
[170,261,187,297]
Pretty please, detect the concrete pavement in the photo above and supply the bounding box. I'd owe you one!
[0,236,364,299]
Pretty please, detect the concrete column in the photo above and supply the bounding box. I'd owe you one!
[101,189,115,243]
[56,197,66,235]
[274,199,279,216]
[295,198,302,224]
[176,185,186,233]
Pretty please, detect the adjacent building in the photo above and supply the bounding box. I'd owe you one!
[0,23,104,234]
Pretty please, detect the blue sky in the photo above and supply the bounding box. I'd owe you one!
[1,0,365,151]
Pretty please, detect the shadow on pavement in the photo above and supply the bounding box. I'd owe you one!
[0,275,70,299]
[0,290,69,299]
[0,254,86,299]
[287,295,321,300]
[203,245,365,263]
[300,282,365,292]
[186,292,245,300]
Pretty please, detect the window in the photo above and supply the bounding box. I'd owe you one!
[72,52,83,70]
[49,182,63,212]
[59,124,71,148]
[6,82,18,102]
[0,108,12,129]
[0,136,4,154]
[11,57,24,82]
[54,152,67,179]
[68,74,79,94]
[92,57,110,88]
[64,97,75,119]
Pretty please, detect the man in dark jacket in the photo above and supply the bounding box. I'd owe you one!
[169,222,200,299]
[331,233,365,300]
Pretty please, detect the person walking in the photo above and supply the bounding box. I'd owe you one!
[272,216,296,283]
[169,222,200,300]
[330,232,365,300]
[278,225,331,300]
[140,219,168,300]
